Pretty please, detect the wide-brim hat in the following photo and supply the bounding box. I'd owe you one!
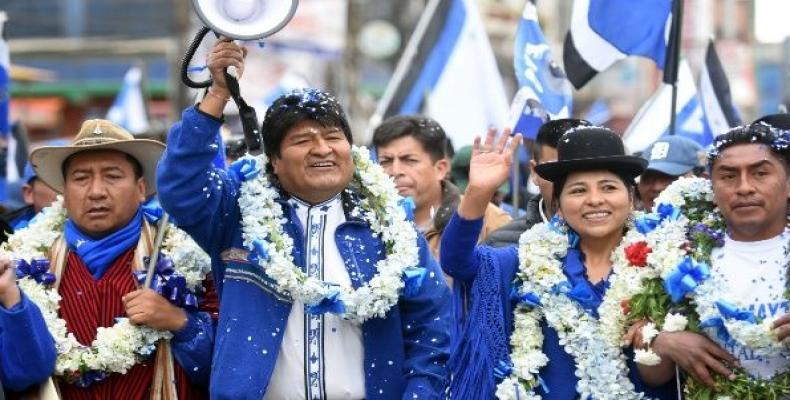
[30,119,165,196]
[535,126,647,183]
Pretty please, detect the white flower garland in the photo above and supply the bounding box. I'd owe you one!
[654,177,789,359]
[497,221,650,399]
[238,145,420,323]
[2,198,212,384]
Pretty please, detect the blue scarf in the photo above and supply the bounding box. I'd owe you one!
[64,207,143,280]
[559,248,610,318]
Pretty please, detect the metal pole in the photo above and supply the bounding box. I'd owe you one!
[665,0,684,135]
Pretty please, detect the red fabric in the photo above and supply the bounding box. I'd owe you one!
[56,249,208,400]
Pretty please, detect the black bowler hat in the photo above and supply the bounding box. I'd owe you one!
[535,126,648,183]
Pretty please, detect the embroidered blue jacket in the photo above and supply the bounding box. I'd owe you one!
[157,107,452,400]
[440,213,678,400]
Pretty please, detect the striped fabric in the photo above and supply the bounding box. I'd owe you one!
[56,249,207,400]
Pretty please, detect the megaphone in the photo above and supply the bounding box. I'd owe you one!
[182,0,299,154]
[192,0,298,41]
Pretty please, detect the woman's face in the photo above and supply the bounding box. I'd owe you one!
[558,170,632,242]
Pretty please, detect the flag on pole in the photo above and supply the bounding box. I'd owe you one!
[508,0,573,139]
[699,39,741,136]
[107,66,150,135]
[563,0,673,89]
[371,0,509,147]
[623,59,713,152]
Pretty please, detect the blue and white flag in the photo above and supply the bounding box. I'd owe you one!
[508,0,573,140]
[699,39,741,137]
[372,0,509,147]
[623,59,714,153]
[107,66,150,135]
[563,0,672,89]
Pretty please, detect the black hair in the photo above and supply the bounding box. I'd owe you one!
[533,119,591,162]
[62,150,143,180]
[708,123,790,170]
[371,115,448,162]
[225,137,248,162]
[260,88,352,162]
[552,169,636,210]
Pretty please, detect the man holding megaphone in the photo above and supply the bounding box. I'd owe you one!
[157,38,452,400]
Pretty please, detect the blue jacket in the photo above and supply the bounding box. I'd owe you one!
[0,294,56,392]
[440,213,677,400]
[157,107,452,400]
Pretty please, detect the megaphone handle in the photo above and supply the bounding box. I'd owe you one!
[222,69,263,154]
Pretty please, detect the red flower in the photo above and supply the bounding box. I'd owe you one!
[620,299,631,315]
[625,241,652,267]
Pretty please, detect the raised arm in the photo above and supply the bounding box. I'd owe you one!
[157,39,248,264]
[440,128,521,282]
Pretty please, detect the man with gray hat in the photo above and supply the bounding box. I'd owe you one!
[638,135,705,211]
[0,120,216,398]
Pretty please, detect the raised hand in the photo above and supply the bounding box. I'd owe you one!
[0,255,21,309]
[207,37,248,95]
[457,128,522,220]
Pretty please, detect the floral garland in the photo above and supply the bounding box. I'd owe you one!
[236,145,423,323]
[3,198,212,387]
[615,177,790,398]
[496,218,651,399]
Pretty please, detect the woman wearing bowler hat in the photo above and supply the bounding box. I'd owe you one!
[440,127,677,399]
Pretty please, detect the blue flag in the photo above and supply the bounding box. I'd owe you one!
[564,0,672,89]
[106,66,150,135]
[509,0,573,140]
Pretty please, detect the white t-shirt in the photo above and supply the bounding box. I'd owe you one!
[707,232,789,379]
[264,196,365,400]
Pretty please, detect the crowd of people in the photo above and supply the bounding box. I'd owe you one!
[0,38,788,400]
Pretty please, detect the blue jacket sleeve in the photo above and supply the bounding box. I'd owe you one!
[171,311,214,385]
[157,106,241,284]
[0,294,56,391]
[399,235,452,399]
[441,212,519,288]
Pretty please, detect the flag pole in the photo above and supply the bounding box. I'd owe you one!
[664,0,684,135]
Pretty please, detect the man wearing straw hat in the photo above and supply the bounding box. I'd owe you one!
[0,120,216,399]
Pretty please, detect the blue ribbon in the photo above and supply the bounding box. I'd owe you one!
[400,197,415,222]
[716,300,757,324]
[493,360,514,380]
[663,257,710,303]
[402,267,427,298]
[229,157,262,182]
[553,281,600,317]
[509,286,542,308]
[657,203,681,220]
[699,317,731,343]
[73,370,109,388]
[135,254,199,309]
[247,239,270,264]
[15,259,56,285]
[142,201,164,225]
[635,203,681,234]
[306,288,347,315]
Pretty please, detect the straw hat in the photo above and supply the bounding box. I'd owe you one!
[30,119,165,196]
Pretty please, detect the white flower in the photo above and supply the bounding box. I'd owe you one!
[641,323,660,346]
[10,199,210,384]
[662,313,688,332]
[237,147,420,323]
[634,349,662,366]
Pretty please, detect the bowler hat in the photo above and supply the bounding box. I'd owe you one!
[535,126,647,182]
[30,119,164,196]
